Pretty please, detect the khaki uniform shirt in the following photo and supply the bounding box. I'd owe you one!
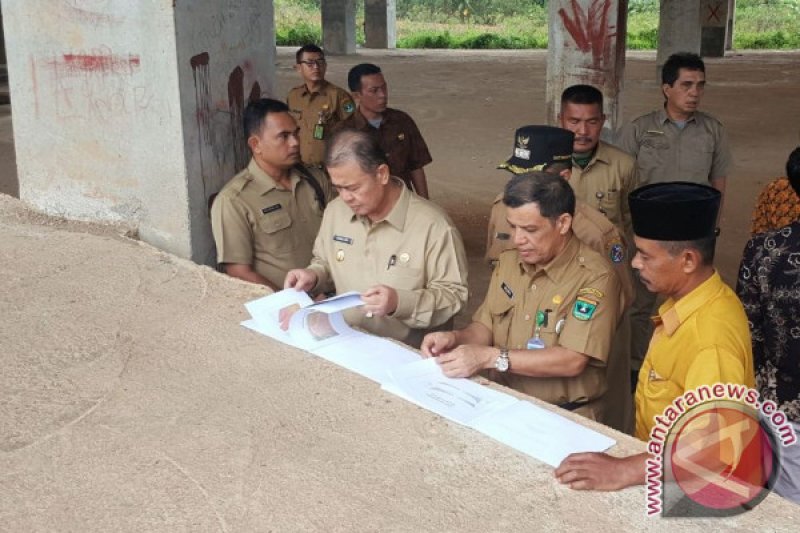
[474,238,622,421]
[569,141,638,240]
[617,109,732,185]
[287,80,355,166]
[486,197,634,310]
[337,108,433,191]
[211,159,334,288]
[307,179,468,347]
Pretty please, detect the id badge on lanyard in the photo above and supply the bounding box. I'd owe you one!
[526,309,550,350]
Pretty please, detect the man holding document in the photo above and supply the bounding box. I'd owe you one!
[422,172,622,423]
[285,129,468,348]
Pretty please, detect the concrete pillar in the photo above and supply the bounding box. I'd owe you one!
[700,0,729,57]
[725,0,736,50]
[546,0,629,136]
[657,0,701,76]
[364,0,397,49]
[2,1,275,266]
[322,0,356,55]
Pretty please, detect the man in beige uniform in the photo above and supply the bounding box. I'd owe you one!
[617,52,732,382]
[558,85,641,394]
[486,125,634,431]
[211,98,334,290]
[559,85,637,239]
[287,44,355,166]
[424,173,622,422]
[285,129,468,348]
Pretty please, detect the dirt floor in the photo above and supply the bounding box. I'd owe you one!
[3,49,800,530]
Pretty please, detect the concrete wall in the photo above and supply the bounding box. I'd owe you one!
[546,0,628,135]
[175,0,275,265]
[3,0,275,265]
[657,0,702,74]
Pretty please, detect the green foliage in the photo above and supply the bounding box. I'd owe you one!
[274,0,800,50]
[276,22,321,47]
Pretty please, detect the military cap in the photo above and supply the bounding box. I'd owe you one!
[498,125,574,174]
[629,182,721,241]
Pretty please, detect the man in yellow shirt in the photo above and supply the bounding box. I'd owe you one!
[554,182,754,490]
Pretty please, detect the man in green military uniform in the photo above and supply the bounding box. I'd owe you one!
[211,98,334,290]
[286,44,355,167]
[425,172,623,423]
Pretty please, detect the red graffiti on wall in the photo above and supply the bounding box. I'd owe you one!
[61,53,140,75]
[190,52,212,144]
[558,0,616,71]
[228,66,248,172]
[706,1,723,23]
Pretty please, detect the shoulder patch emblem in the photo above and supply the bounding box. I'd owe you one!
[343,101,355,114]
[578,287,604,299]
[501,282,514,300]
[572,296,598,321]
[609,242,625,264]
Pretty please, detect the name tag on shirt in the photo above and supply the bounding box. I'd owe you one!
[261,204,282,215]
[501,282,514,299]
[333,235,353,245]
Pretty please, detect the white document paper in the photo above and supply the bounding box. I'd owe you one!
[470,400,616,467]
[242,290,421,383]
[383,358,519,426]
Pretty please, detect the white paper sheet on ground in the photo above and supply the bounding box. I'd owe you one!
[313,335,420,384]
[470,400,616,467]
[288,308,358,350]
[383,358,519,426]
[240,318,295,346]
[245,288,313,329]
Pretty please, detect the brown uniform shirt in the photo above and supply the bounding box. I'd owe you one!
[617,109,732,185]
[211,159,335,288]
[287,80,355,166]
[486,196,634,310]
[307,179,468,347]
[337,108,432,190]
[474,237,622,421]
[569,141,638,240]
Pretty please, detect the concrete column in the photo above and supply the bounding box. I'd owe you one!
[657,0,702,76]
[546,0,629,136]
[364,0,397,49]
[322,0,356,55]
[3,0,276,265]
[725,0,736,50]
[700,0,729,57]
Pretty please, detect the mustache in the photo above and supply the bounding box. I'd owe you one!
[575,136,593,143]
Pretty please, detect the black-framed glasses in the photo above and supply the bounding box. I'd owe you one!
[299,59,326,68]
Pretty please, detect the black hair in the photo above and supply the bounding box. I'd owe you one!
[661,237,717,266]
[503,171,576,222]
[561,84,604,113]
[325,128,388,174]
[348,63,382,92]
[243,98,289,139]
[786,146,800,196]
[662,52,705,86]
[296,44,324,64]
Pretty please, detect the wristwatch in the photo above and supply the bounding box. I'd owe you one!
[495,348,510,373]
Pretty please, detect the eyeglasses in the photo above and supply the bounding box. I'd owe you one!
[299,59,326,68]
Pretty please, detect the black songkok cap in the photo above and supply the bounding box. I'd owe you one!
[498,125,574,174]
[629,182,721,241]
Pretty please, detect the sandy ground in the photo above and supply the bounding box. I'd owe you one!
[3,49,800,530]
